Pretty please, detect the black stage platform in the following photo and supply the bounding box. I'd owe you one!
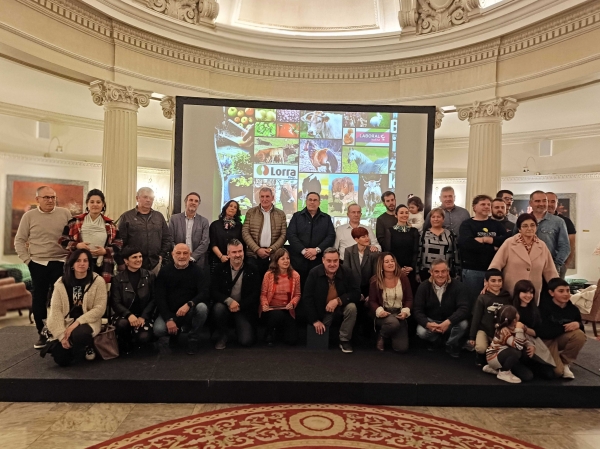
[1,327,599,407]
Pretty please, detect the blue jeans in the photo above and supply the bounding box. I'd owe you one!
[154,303,208,340]
[461,269,487,308]
[416,319,468,347]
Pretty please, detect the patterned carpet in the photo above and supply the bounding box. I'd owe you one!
[88,404,542,449]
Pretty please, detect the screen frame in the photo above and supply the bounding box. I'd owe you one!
[174,96,435,217]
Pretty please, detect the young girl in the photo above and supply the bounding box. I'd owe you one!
[484,305,535,383]
[512,280,540,336]
[407,196,424,232]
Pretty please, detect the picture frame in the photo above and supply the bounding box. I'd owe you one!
[4,175,88,256]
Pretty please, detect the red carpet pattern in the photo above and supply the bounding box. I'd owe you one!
[89,404,542,449]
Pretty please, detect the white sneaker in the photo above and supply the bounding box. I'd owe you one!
[482,365,498,375]
[562,365,575,379]
[497,370,521,384]
[85,346,96,361]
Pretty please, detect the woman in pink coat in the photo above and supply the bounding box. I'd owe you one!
[489,213,558,305]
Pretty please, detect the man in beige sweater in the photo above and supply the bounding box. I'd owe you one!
[15,186,71,349]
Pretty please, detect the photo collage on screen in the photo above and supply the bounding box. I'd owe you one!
[213,106,398,223]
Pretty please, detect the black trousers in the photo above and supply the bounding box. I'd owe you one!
[248,256,271,280]
[51,324,93,367]
[212,302,256,346]
[28,261,64,332]
[263,310,299,345]
[114,318,153,346]
[497,347,534,381]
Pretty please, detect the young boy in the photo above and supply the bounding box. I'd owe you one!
[538,278,587,379]
[468,269,512,367]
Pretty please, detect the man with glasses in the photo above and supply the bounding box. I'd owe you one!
[15,186,72,349]
[497,190,517,223]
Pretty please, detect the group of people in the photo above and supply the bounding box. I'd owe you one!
[15,184,585,381]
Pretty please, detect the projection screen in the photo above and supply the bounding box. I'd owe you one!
[174,98,435,226]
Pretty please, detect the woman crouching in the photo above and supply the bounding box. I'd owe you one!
[46,249,107,366]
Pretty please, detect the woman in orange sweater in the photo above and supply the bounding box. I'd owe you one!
[260,248,301,346]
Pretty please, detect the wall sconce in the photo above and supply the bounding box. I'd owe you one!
[523,157,540,175]
[44,137,63,157]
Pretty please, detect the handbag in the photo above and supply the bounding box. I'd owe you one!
[93,324,119,360]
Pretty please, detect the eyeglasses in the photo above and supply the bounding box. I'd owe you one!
[39,196,56,201]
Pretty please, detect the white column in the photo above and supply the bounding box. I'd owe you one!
[457,97,518,205]
[160,96,176,216]
[90,81,151,218]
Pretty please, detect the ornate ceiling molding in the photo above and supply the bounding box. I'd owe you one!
[133,0,219,27]
[0,101,172,139]
[399,0,481,36]
[9,0,600,87]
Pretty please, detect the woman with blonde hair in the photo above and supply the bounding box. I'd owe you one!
[368,252,413,353]
[260,248,301,346]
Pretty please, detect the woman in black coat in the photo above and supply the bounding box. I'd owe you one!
[208,200,244,273]
[384,204,420,294]
[111,247,155,352]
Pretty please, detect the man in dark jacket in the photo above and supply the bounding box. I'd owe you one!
[117,187,172,274]
[153,244,209,355]
[211,239,261,349]
[538,277,586,379]
[287,192,335,288]
[302,248,360,353]
[413,258,470,357]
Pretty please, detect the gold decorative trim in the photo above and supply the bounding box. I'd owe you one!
[0,101,172,140]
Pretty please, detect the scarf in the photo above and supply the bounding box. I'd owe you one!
[516,233,539,254]
[393,224,411,232]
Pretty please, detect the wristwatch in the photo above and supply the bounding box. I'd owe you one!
[316,247,321,254]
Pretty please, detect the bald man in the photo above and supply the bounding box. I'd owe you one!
[153,243,209,354]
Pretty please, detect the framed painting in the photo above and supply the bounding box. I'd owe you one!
[513,193,576,269]
[4,175,88,255]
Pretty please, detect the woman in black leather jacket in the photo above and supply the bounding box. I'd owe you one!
[111,247,155,352]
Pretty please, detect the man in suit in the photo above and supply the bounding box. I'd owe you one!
[343,226,379,298]
[169,192,210,267]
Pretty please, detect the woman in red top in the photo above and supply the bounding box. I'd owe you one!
[260,248,301,346]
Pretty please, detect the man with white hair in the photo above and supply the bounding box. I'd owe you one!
[117,187,172,275]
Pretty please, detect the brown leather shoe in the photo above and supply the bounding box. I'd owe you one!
[376,335,385,351]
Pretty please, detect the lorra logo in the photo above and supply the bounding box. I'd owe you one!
[256,165,270,176]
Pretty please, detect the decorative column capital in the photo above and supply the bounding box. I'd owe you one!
[399,0,481,35]
[457,97,518,123]
[90,81,152,109]
[160,96,176,120]
[435,107,444,129]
